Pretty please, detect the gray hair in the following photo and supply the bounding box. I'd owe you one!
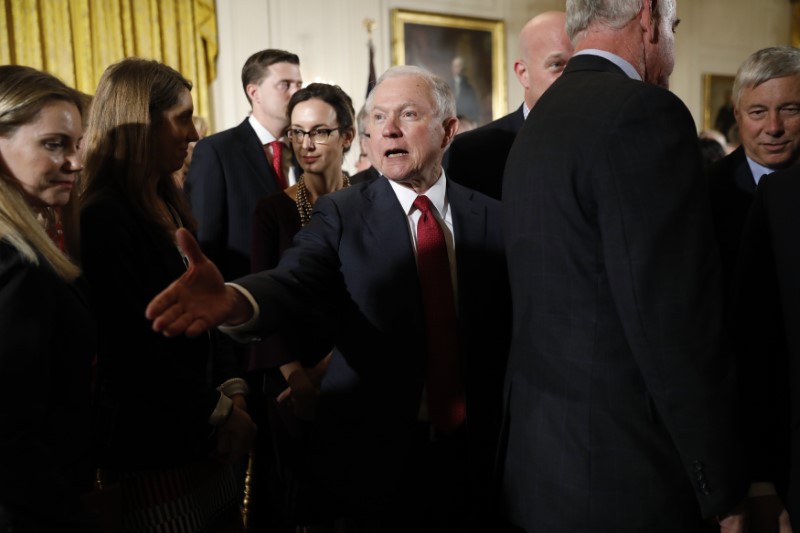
[733,46,800,106]
[365,65,456,122]
[356,105,369,136]
[566,0,642,40]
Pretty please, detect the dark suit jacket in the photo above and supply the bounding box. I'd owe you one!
[349,165,380,185]
[81,191,240,469]
[443,105,525,200]
[707,146,758,300]
[0,243,97,531]
[501,54,745,532]
[235,176,511,522]
[186,118,282,280]
[732,168,799,526]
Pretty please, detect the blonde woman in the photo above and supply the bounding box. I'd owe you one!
[80,58,255,532]
[0,65,96,531]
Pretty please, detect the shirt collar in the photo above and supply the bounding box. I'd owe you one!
[248,115,278,145]
[522,101,531,120]
[386,170,448,218]
[574,49,642,81]
[745,155,774,185]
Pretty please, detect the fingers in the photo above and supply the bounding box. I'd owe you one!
[778,509,793,533]
[276,387,292,404]
[150,300,200,337]
[175,228,205,266]
[145,284,177,321]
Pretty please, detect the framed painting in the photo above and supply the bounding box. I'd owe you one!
[391,9,506,126]
[703,73,736,135]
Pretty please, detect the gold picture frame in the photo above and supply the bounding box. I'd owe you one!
[702,73,736,134]
[391,9,507,126]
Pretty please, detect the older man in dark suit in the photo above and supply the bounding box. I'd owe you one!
[500,0,746,531]
[444,11,573,200]
[708,46,800,299]
[186,49,303,281]
[147,65,511,531]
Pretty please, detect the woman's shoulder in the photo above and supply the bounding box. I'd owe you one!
[0,239,29,272]
[0,239,58,299]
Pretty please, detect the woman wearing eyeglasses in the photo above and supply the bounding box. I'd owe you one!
[249,82,354,531]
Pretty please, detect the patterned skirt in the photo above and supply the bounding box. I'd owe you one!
[102,460,241,532]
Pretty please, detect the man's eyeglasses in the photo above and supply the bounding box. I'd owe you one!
[287,127,342,144]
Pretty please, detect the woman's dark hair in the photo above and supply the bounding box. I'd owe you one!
[699,137,726,167]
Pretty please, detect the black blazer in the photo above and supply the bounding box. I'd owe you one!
[443,105,525,200]
[186,119,282,280]
[0,243,96,531]
[81,192,239,469]
[235,176,511,519]
[500,54,745,532]
[733,167,800,527]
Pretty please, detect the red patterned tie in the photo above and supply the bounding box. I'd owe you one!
[413,195,465,433]
[265,140,287,189]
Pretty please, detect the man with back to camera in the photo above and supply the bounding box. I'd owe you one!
[500,0,747,531]
[146,65,511,531]
[444,11,574,200]
[186,49,303,281]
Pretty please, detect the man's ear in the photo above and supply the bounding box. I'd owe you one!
[513,60,529,89]
[641,0,659,43]
[245,83,259,104]
[442,117,459,147]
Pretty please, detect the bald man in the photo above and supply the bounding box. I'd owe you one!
[443,11,573,199]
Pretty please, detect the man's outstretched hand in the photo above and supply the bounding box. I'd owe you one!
[146,228,252,337]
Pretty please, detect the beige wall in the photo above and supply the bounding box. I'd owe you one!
[210,0,792,170]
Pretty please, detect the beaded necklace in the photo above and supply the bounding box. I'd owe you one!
[296,173,350,227]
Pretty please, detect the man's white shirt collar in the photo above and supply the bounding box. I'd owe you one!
[387,171,449,218]
[575,49,642,81]
[745,155,774,185]
[248,115,278,144]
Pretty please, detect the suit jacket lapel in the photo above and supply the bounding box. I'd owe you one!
[731,146,758,194]
[233,119,275,185]
[360,177,424,325]
[448,181,487,314]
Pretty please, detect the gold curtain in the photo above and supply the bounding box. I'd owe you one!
[793,2,800,47]
[0,0,217,124]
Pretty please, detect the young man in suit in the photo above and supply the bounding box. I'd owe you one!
[444,11,573,200]
[147,65,511,531]
[500,0,746,531]
[183,48,302,532]
[185,49,303,281]
[708,46,800,297]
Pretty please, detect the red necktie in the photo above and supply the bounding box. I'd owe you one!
[265,140,287,189]
[413,195,465,433]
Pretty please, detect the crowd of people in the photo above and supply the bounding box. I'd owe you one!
[0,0,799,532]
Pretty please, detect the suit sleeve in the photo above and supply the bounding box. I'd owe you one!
[0,249,96,530]
[598,88,745,517]
[186,137,229,269]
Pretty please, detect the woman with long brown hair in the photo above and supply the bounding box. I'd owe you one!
[80,58,255,532]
